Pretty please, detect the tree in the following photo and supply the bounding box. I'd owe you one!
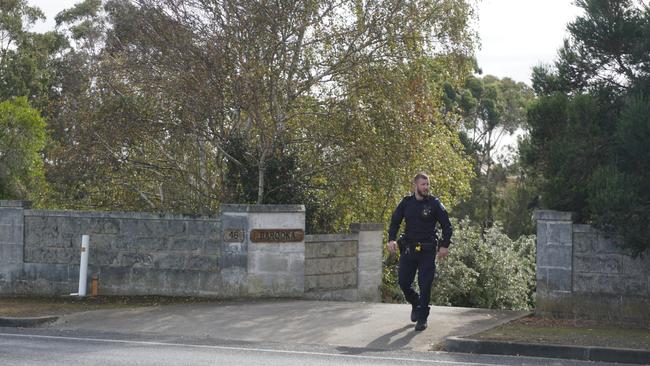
[492,158,538,240]
[44,0,479,223]
[302,56,476,232]
[444,75,534,230]
[43,0,145,211]
[0,0,66,109]
[0,97,47,201]
[523,0,650,255]
[0,1,64,205]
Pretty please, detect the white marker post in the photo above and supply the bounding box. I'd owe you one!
[71,235,90,297]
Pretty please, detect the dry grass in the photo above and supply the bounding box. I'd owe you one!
[0,295,223,317]
[471,315,650,350]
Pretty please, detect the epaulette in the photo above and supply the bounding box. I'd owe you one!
[402,194,415,201]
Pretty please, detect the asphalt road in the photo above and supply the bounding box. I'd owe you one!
[0,328,643,366]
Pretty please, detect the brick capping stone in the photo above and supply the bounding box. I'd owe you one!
[305,234,357,242]
[0,200,31,208]
[533,210,573,221]
[349,223,384,232]
[220,204,305,213]
[25,209,218,221]
[573,224,595,233]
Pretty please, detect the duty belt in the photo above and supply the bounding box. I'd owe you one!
[400,239,435,254]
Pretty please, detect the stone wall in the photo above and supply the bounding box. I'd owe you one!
[3,202,224,296]
[304,223,383,302]
[304,234,358,300]
[535,210,650,325]
[352,223,383,301]
[0,201,383,301]
[220,204,306,298]
[0,201,26,293]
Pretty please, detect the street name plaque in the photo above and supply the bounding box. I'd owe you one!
[250,229,304,243]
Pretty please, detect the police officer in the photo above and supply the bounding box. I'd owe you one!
[387,172,452,331]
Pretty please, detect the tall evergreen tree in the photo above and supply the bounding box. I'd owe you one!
[523,0,650,255]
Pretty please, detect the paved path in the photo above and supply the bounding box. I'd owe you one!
[49,300,529,352]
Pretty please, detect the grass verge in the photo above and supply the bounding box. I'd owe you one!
[469,315,650,350]
[0,295,223,317]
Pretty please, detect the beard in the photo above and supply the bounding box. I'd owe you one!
[417,187,429,197]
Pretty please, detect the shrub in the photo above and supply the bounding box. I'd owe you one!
[382,218,536,310]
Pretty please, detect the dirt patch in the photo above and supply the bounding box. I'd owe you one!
[470,315,650,350]
[0,295,224,317]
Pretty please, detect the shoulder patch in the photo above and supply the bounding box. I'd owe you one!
[431,196,446,211]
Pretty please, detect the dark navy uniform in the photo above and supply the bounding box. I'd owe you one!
[388,194,452,322]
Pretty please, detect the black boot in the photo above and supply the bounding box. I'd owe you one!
[405,293,419,323]
[410,304,419,322]
[414,306,430,331]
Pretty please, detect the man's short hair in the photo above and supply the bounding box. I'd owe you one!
[413,172,429,183]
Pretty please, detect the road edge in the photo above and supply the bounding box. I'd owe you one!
[0,316,59,328]
[444,336,650,364]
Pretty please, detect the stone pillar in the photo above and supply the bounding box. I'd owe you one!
[0,200,29,293]
[351,223,383,302]
[533,210,574,315]
[221,204,305,298]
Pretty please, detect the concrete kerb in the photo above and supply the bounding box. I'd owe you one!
[0,315,59,327]
[443,336,650,365]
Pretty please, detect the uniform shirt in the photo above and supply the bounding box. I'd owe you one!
[388,194,453,247]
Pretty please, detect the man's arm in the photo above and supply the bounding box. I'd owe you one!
[387,199,406,253]
[388,199,406,241]
[434,199,452,258]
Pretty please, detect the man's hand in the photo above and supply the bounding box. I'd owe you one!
[437,246,449,259]
[387,240,398,253]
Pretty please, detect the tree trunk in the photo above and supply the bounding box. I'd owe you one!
[485,131,493,229]
[257,154,266,204]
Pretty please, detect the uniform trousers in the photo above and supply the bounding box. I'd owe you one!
[398,247,436,310]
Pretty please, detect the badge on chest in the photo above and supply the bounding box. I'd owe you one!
[420,205,432,220]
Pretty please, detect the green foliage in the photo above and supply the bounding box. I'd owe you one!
[524,0,650,255]
[300,57,475,233]
[0,0,479,235]
[0,96,47,201]
[445,75,534,231]
[431,219,536,310]
[382,219,536,310]
[523,91,619,216]
[523,87,650,254]
[222,134,308,206]
[0,0,44,37]
[1,0,66,109]
[585,93,650,254]
[556,0,649,92]
[35,0,478,228]
[493,163,538,239]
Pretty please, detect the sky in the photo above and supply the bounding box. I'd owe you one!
[29,0,583,85]
[476,0,583,84]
